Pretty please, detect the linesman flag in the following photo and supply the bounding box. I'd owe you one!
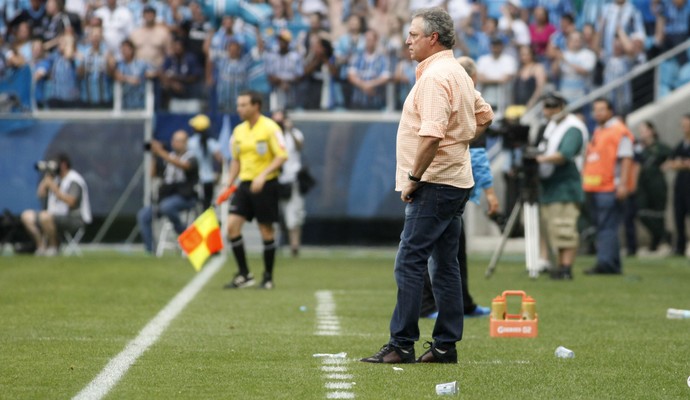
[178,208,223,271]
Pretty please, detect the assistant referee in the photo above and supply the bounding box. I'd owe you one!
[223,90,288,290]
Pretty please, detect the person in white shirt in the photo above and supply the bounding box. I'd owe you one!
[21,153,92,256]
[94,0,135,53]
[552,31,596,105]
[476,37,517,111]
[273,109,306,257]
[499,0,531,54]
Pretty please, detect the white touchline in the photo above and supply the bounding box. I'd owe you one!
[326,391,356,399]
[72,255,226,400]
[325,382,354,390]
[315,291,356,399]
[321,366,347,372]
[326,373,354,380]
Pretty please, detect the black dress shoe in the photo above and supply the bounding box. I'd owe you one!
[360,344,415,364]
[416,342,457,364]
[550,267,573,280]
[584,266,621,275]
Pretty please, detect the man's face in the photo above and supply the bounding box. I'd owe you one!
[121,43,133,60]
[365,30,377,53]
[491,43,503,57]
[90,26,102,45]
[171,131,188,153]
[592,101,612,124]
[405,17,432,62]
[228,42,241,58]
[222,16,234,32]
[143,10,155,25]
[347,15,361,33]
[542,102,562,119]
[173,41,184,55]
[236,95,257,121]
[567,32,583,51]
[278,38,289,52]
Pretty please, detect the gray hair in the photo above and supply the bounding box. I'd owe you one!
[411,7,456,49]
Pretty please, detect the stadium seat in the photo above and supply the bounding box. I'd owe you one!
[675,62,690,88]
[659,60,679,87]
[657,60,680,98]
[63,227,85,257]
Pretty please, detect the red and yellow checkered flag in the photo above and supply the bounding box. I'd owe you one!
[178,208,223,271]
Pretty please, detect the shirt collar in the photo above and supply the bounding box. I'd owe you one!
[603,117,619,128]
[416,49,454,80]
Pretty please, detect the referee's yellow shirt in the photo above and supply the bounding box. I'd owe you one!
[231,115,288,181]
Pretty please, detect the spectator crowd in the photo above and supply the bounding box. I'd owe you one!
[0,0,689,115]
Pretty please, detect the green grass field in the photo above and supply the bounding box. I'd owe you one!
[1,249,689,399]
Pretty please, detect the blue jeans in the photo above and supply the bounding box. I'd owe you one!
[389,183,471,349]
[588,192,622,273]
[137,194,197,253]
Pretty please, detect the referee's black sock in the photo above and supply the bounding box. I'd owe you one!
[263,239,276,279]
[230,236,249,276]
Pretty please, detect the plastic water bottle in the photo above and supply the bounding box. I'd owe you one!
[666,308,690,319]
[491,296,506,320]
[554,346,574,359]
[521,295,536,320]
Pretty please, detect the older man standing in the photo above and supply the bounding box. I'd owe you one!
[361,8,493,364]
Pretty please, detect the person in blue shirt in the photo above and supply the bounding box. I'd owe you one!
[114,39,153,110]
[46,33,80,108]
[347,29,390,110]
[332,14,366,109]
[77,26,114,108]
[211,38,249,113]
[657,0,690,63]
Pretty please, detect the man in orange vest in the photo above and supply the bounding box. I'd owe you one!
[582,98,635,275]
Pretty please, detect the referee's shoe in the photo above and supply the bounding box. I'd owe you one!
[259,273,274,290]
[224,273,255,289]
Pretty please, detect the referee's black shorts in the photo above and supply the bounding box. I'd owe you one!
[229,179,280,224]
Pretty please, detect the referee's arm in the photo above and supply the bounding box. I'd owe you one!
[227,159,240,187]
[249,155,287,193]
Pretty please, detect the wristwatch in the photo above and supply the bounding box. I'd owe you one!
[408,171,422,182]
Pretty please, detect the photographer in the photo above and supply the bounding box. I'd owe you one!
[137,130,198,254]
[273,109,306,257]
[20,154,92,256]
[535,92,589,279]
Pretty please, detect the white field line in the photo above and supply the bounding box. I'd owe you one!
[321,366,348,372]
[315,290,356,399]
[326,392,356,399]
[73,255,226,400]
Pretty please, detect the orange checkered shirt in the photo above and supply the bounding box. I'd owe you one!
[395,50,494,190]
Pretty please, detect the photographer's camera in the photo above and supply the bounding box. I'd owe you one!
[35,160,59,175]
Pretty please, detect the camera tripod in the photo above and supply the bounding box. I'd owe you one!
[485,148,542,279]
